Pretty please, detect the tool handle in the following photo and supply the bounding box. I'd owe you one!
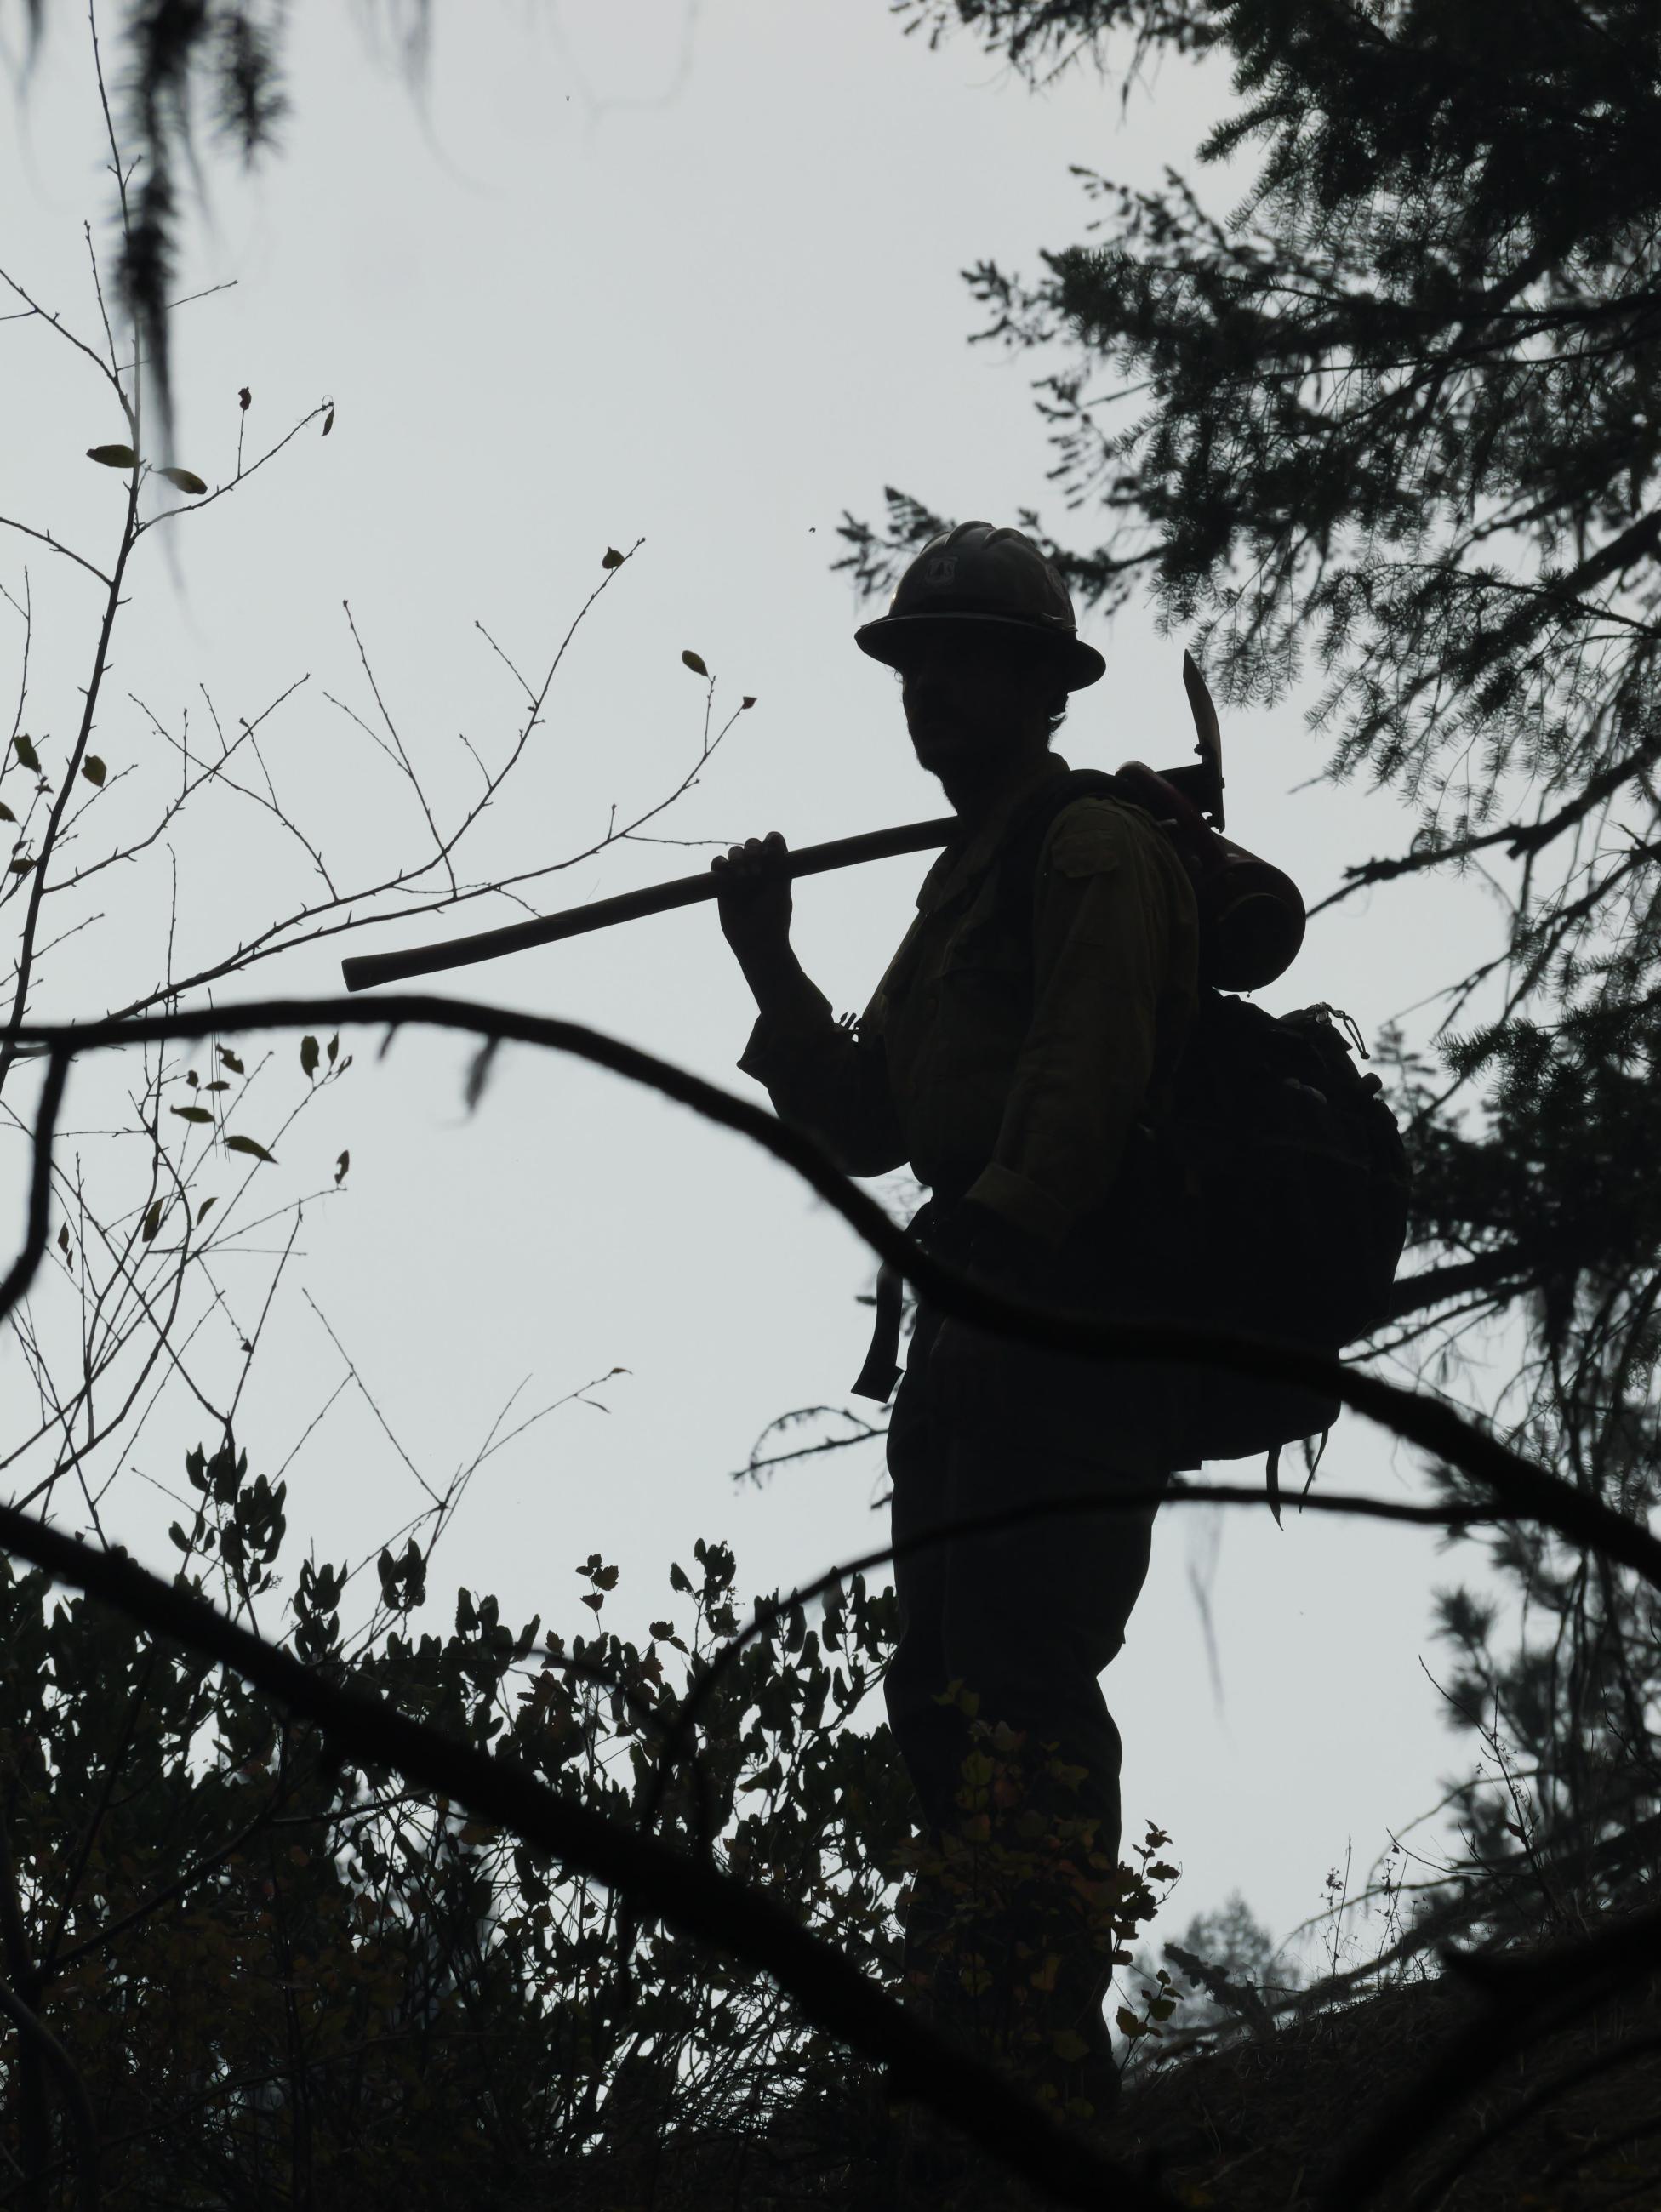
[340,817,958,993]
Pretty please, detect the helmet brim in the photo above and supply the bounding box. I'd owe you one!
[854,610,1105,691]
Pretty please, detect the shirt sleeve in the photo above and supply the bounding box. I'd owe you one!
[736,980,909,1180]
[965,799,1199,1247]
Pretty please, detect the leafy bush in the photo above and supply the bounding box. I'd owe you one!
[0,1482,916,2203]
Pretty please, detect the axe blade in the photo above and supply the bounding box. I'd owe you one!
[1179,649,1227,833]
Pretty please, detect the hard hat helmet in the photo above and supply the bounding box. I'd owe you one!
[853,520,1105,691]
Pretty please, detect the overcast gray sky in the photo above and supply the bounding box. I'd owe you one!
[1,0,1504,1968]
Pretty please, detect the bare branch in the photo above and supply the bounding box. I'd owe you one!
[134,402,332,528]
[0,517,112,590]
[0,468,143,1097]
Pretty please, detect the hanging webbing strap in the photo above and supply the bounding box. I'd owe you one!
[851,1258,905,1404]
[850,1197,955,1404]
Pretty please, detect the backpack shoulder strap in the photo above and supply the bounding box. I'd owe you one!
[994,768,1132,915]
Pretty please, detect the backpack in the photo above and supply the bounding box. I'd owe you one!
[1002,770,1411,1480]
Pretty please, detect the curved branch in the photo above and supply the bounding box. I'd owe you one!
[0,516,113,589]
[9,992,1661,1588]
[0,1047,68,1325]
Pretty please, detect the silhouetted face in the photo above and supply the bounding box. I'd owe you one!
[897,627,1059,787]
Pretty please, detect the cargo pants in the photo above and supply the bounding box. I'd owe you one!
[882,1293,1173,2084]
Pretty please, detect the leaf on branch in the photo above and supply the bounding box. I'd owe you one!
[168,1523,191,1552]
[57,1224,69,1252]
[334,1149,350,1184]
[327,1034,339,1065]
[0,803,14,824]
[580,1593,603,1611]
[86,443,137,469]
[602,546,625,569]
[14,736,39,772]
[196,1196,218,1224]
[8,855,35,876]
[170,1104,214,1125]
[141,1200,164,1243]
[300,1034,319,1080]
[681,650,709,676]
[238,386,252,412]
[81,755,106,787]
[225,1134,276,1164]
[218,1047,245,1074]
[204,1078,228,1092]
[322,406,335,436]
[741,695,756,709]
[159,467,208,496]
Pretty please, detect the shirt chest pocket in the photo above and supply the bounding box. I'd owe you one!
[923,908,1033,1069]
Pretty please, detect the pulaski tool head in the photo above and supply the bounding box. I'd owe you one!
[1116,653,1305,992]
[1165,649,1226,831]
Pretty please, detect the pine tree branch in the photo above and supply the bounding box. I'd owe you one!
[1387,1251,1533,1322]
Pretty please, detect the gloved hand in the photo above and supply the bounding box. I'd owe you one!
[710,830,794,988]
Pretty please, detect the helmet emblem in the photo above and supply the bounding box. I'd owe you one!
[922,555,957,587]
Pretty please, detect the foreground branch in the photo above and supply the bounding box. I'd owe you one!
[10,993,1661,1589]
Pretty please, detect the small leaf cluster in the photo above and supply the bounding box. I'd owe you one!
[168,1436,288,1598]
[898,1688,1179,2119]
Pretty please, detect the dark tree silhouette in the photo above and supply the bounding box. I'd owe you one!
[844,0,1661,1952]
